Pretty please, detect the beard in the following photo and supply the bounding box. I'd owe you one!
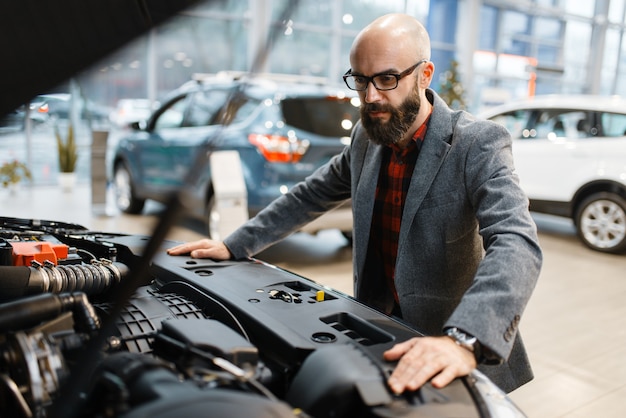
[360,84,421,147]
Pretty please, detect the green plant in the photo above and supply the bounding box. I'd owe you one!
[55,122,78,173]
[0,160,32,187]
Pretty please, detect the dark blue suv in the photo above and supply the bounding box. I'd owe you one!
[112,73,360,238]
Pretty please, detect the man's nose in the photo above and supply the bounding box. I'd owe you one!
[363,81,383,103]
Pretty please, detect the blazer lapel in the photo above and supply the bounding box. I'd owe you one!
[353,141,383,277]
[398,110,452,247]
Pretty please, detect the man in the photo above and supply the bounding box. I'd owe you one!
[168,13,542,394]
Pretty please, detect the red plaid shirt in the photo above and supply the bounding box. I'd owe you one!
[370,115,431,302]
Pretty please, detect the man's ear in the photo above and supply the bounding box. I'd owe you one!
[420,61,435,87]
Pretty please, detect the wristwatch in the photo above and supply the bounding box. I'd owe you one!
[444,327,482,362]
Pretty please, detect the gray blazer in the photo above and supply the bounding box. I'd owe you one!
[225,89,542,392]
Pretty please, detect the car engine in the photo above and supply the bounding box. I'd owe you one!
[0,216,524,418]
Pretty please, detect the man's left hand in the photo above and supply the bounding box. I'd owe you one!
[383,336,477,394]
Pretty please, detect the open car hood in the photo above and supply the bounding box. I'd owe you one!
[0,216,524,417]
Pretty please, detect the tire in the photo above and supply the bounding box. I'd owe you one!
[575,192,626,254]
[113,162,145,214]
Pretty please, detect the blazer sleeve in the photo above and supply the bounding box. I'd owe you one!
[444,118,542,360]
[223,139,353,260]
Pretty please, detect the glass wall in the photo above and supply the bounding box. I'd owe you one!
[10,0,626,187]
[72,0,626,113]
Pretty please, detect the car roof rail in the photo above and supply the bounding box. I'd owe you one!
[192,71,329,86]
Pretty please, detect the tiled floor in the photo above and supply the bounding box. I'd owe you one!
[3,183,626,417]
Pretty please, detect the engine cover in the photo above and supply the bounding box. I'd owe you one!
[0,217,525,418]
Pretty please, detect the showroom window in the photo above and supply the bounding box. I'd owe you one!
[156,15,249,95]
[500,10,531,57]
[561,19,591,94]
[478,6,498,51]
[615,31,626,96]
[46,0,626,124]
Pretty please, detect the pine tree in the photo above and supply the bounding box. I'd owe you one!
[438,59,466,110]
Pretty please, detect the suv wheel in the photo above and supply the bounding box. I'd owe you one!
[114,162,145,214]
[575,192,626,253]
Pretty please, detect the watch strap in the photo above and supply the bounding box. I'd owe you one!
[445,327,482,363]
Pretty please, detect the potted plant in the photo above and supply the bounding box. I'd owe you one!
[55,122,78,191]
[0,160,32,193]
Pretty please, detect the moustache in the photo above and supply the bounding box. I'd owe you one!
[362,103,393,113]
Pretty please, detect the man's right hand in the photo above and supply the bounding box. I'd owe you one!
[166,239,232,260]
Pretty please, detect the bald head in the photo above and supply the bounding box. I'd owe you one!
[350,14,431,65]
[347,14,434,147]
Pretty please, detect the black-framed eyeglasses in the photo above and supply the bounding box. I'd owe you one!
[343,59,428,91]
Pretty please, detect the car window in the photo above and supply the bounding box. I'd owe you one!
[183,89,231,127]
[154,96,187,130]
[601,112,626,137]
[534,110,589,139]
[209,94,260,126]
[231,98,260,124]
[280,97,360,137]
[489,110,531,139]
[490,109,598,140]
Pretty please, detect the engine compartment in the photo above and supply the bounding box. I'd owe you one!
[0,216,524,417]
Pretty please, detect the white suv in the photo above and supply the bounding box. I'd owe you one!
[479,95,626,254]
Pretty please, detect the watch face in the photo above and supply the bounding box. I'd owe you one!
[462,335,477,346]
[447,328,476,350]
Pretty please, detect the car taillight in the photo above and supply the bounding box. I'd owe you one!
[248,133,310,163]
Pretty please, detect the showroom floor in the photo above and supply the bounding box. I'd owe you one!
[2,183,626,417]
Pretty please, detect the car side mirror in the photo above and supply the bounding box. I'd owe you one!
[130,120,146,131]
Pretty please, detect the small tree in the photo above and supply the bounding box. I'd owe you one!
[0,160,32,188]
[55,122,78,173]
[438,59,467,110]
